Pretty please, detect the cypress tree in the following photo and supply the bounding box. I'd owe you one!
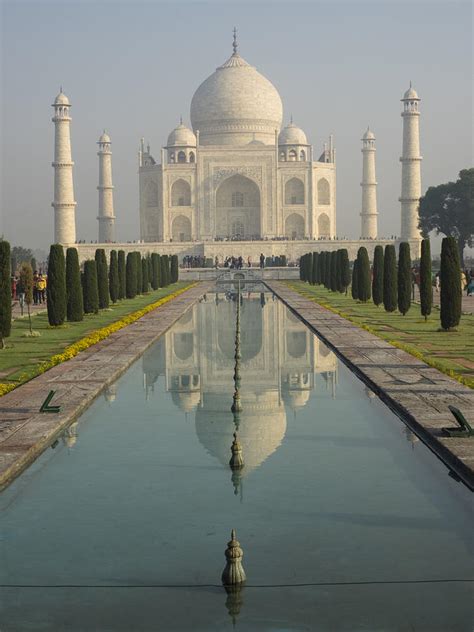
[109,250,119,303]
[161,255,170,286]
[330,251,338,291]
[319,252,326,286]
[95,249,109,309]
[339,249,351,294]
[0,240,12,347]
[299,254,305,281]
[83,260,99,314]
[419,238,432,321]
[307,252,314,284]
[135,252,143,294]
[31,257,37,273]
[151,253,159,290]
[351,260,359,300]
[397,242,411,316]
[324,252,332,289]
[117,250,126,299]
[357,247,371,302]
[47,244,67,326]
[126,252,136,298]
[440,236,462,330]
[312,252,319,285]
[141,257,149,293]
[372,245,384,306]
[19,261,34,334]
[383,245,397,312]
[66,247,84,322]
[147,254,153,283]
[171,254,179,283]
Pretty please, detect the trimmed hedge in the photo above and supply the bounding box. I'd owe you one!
[440,236,462,330]
[66,247,84,322]
[383,245,397,312]
[419,239,432,321]
[397,242,411,316]
[372,245,384,306]
[83,260,99,314]
[47,244,67,326]
[0,240,12,346]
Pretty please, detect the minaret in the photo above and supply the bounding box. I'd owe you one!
[97,131,116,243]
[52,89,76,244]
[400,83,422,240]
[360,127,378,239]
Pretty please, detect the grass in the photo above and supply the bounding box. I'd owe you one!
[0,283,190,387]
[287,281,474,389]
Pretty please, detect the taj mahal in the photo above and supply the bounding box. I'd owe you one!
[52,30,422,262]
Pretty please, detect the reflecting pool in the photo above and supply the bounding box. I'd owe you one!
[1,289,473,631]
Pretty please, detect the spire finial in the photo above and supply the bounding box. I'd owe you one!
[60,85,63,93]
[409,80,412,88]
[179,115,183,125]
[233,27,238,54]
[290,113,293,125]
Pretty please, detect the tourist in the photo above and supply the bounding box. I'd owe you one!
[37,273,46,304]
[434,272,440,293]
[16,276,25,316]
[33,271,40,304]
[247,256,251,268]
[260,253,265,269]
[215,256,219,269]
[11,276,17,300]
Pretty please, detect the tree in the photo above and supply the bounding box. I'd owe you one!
[299,254,306,281]
[419,168,474,266]
[141,257,149,293]
[397,242,411,316]
[383,245,397,312]
[339,249,351,294]
[136,252,143,294]
[19,261,34,334]
[312,252,319,285]
[330,251,338,291]
[307,252,314,284]
[126,252,137,298]
[319,252,326,287]
[83,260,99,314]
[356,247,371,302]
[109,250,119,303]
[95,249,109,309]
[351,260,359,300]
[419,239,432,321]
[324,252,332,289]
[31,257,37,273]
[171,254,179,284]
[372,245,384,306]
[0,240,12,348]
[147,254,153,283]
[117,250,126,299]
[11,246,33,275]
[151,253,160,290]
[440,236,461,331]
[47,244,66,326]
[66,247,83,322]
[160,255,169,287]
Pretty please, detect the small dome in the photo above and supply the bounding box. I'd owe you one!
[167,122,196,147]
[54,91,70,105]
[283,389,310,409]
[362,127,375,140]
[99,131,111,143]
[403,85,419,100]
[172,390,200,412]
[278,121,307,146]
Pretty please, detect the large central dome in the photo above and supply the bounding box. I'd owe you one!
[190,46,283,146]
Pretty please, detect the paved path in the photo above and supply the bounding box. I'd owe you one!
[0,283,210,491]
[267,281,474,490]
[412,287,473,315]
[11,300,47,320]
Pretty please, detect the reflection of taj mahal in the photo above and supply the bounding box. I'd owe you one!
[142,292,337,476]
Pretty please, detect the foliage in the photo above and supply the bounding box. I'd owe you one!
[11,246,33,275]
[136,252,143,294]
[171,254,179,284]
[117,250,126,299]
[160,254,170,287]
[126,252,137,299]
[397,242,411,316]
[337,249,349,294]
[324,252,331,289]
[151,253,161,290]
[141,256,149,293]
[47,244,66,326]
[440,236,461,330]
[109,250,119,303]
[372,245,384,306]
[351,259,359,300]
[330,251,338,292]
[383,245,397,312]
[19,261,34,334]
[419,239,432,321]
[95,249,109,309]
[0,240,11,347]
[83,260,99,314]
[66,247,84,322]
[419,168,474,266]
[356,247,371,302]
[312,252,319,285]
[307,252,314,284]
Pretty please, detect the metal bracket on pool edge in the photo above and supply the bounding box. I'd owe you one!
[442,406,474,438]
[40,390,61,414]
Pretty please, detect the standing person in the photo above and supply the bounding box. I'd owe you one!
[16,276,25,316]
[37,273,46,304]
[33,271,39,304]
[215,256,219,269]
[260,253,265,269]
[11,276,17,300]
[434,271,440,293]
[247,256,251,268]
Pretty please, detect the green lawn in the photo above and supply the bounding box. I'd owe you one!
[1,283,190,386]
[288,281,474,388]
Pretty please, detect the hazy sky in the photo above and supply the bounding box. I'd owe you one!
[1,0,472,253]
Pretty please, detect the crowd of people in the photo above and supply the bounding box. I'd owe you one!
[11,271,47,315]
[182,255,206,268]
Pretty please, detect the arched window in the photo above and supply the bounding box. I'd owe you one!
[318,178,330,205]
[189,151,195,163]
[169,152,175,164]
[300,150,306,161]
[171,179,191,206]
[285,213,305,239]
[279,151,286,161]
[288,149,297,161]
[177,151,186,163]
[171,215,192,241]
[231,191,244,207]
[285,178,304,205]
[318,213,331,237]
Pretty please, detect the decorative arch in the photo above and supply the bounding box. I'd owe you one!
[285,213,305,240]
[318,213,331,238]
[285,177,304,205]
[318,178,330,205]
[173,332,193,361]
[215,174,261,239]
[189,151,195,163]
[171,179,191,206]
[300,149,306,161]
[172,215,191,241]
[286,331,307,358]
[145,180,158,207]
[177,151,186,164]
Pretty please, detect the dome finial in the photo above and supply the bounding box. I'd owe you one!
[233,26,238,54]
[180,115,183,125]
[60,85,63,93]
[290,113,293,124]
[409,80,412,88]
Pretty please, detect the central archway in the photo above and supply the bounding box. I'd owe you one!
[215,174,261,239]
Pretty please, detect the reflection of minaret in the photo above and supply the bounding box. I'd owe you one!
[400,83,422,240]
[360,127,378,239]
[97,131,116,243]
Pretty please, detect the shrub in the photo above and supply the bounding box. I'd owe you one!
[151,253,159,290]
[135,252,143,294]
[171,254,179,283]
[47,244,67,326]
[419,239,432,321]
[324,252,331,289]
[0,240,12,347]
[440,236,461,330]
[19,261,34,334]
[83,260,99,314]
[161,255,170,287]
[397,242,411,316]
[66,247,84,321]
[339,249,351,294]
[117,250,126,299]
[351,260,359,300]
[141,256,149,293]
[383,245,397,312]
[95,249,109,309]
[356,247,371,302]
[126,252,137,298]
[372,245,384,306]
[109,250,119,303]
[330,251,338,291]
[312,252,319,285]
[307,252,314,284]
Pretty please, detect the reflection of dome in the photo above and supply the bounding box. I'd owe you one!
[278,121,307,145]
[216,299,262,362]
[283,390,310,409]
[190,46,283,145]
[195,406,286,475]
[167,122,196,147]
[104,384,117,402]
[172,390,201,412]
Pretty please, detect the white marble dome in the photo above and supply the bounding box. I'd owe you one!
[54,91,70,105]
[362,127,375,140]
[403,85,419,100]
[278,121,307,146]
[99,131,111,143]
[190,50,283,145]
[167,122,196,147]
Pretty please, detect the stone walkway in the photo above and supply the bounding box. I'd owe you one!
[412,286,473,315]
[0,283,210,491]
[267,281,474,491]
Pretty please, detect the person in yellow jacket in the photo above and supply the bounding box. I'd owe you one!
[36,274,46,304]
